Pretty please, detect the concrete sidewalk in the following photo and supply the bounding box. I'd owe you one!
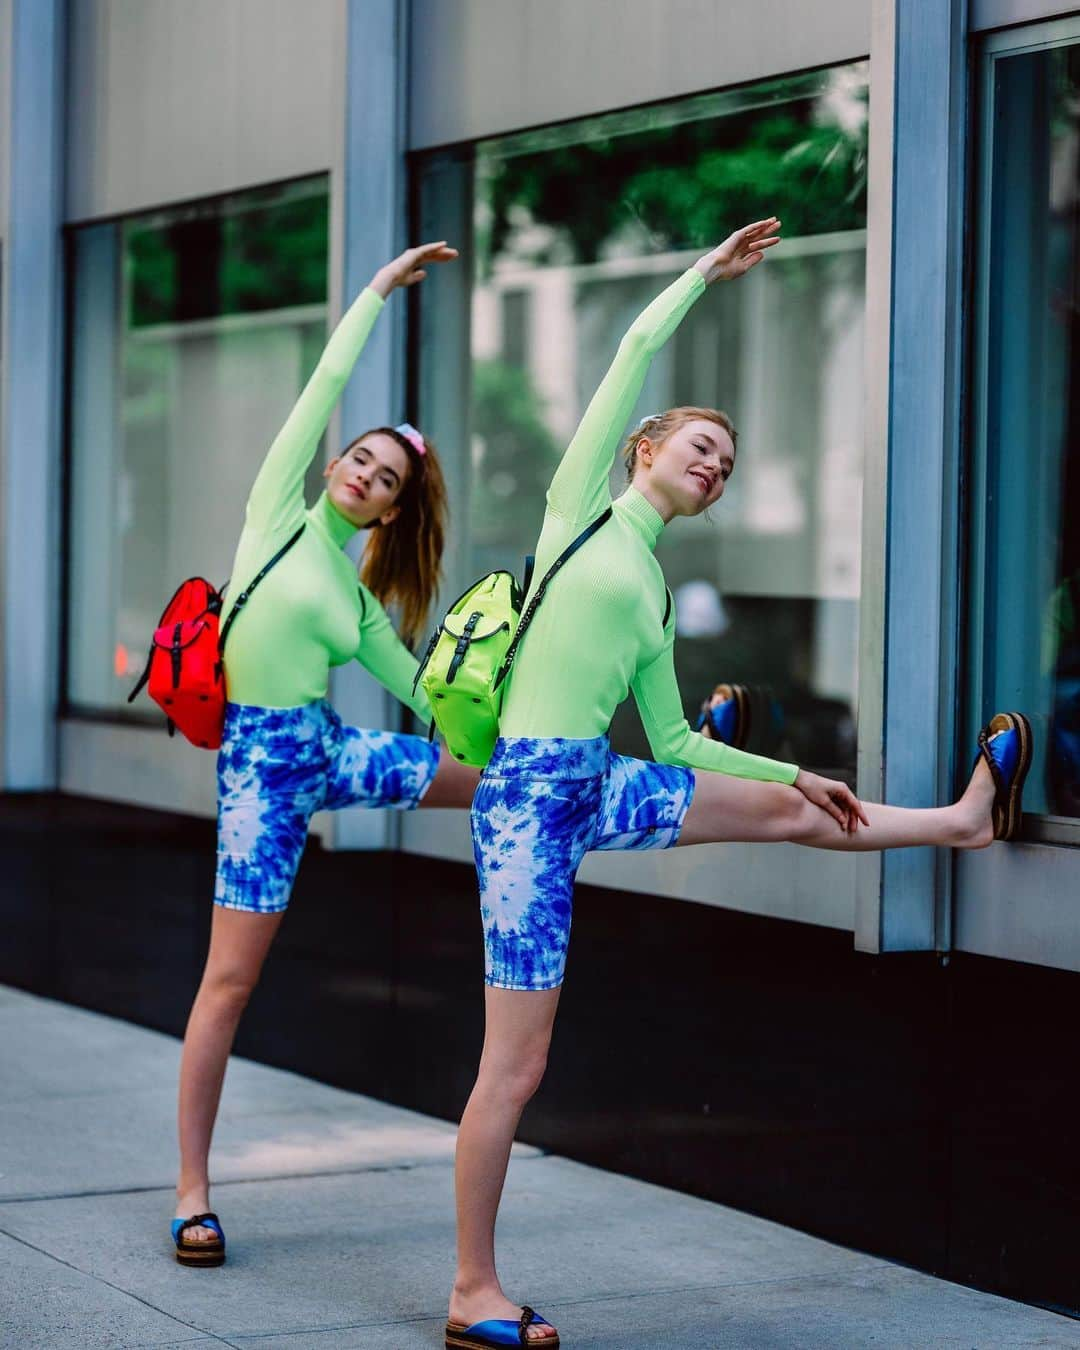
[0,986,1075,1349]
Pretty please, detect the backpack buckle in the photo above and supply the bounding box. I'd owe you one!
[446,611,482,685]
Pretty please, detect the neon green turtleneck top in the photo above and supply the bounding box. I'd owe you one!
[499,267,799,786]
[221,287,431,719]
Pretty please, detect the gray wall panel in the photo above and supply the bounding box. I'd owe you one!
[955,844,1080,973]
[972,1,1080,31]
[66,0,344,221]
[409,0,870,150]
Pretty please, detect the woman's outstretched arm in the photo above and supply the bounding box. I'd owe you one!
[245,241,457,537]
[631,621,799,785]
[355,581,432,722]
[632,614,867,830]
[546,219,781,528]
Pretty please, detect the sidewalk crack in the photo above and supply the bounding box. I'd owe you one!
[0,1222,239,1345]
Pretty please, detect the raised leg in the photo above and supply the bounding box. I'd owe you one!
[678,757,996,852]
[176,905,284,1241]
[416,751,482,809]
[450,986,562,1342]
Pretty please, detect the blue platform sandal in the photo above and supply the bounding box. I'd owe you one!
[695,682,751,749]
[975,711,1033,841]
[171,1212,225,1267]
[445,1304,559,1348]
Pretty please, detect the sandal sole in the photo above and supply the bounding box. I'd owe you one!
[996,711,1032,841]
[445,1325,559,1349]
[175,1246,225,1267]
[729,683,751,751]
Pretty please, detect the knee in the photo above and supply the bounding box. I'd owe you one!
[199,965,259,1019]
[478,1044,550,1109]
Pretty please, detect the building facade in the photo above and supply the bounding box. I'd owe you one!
[2,0,1078,1315]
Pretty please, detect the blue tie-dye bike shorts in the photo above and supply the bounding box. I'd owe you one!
[471,735,696,990]
[215,701,441,914]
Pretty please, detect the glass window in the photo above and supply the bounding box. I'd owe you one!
[970,22,1080,828]
[414,68,868,778]
[65,177,329,715]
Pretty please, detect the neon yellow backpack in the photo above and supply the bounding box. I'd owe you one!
[413,508,611,765]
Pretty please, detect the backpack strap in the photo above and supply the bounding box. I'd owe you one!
[218,524,305,654]
[493,507,612,692]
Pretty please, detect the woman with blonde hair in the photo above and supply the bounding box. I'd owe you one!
[446,218,1029,1347]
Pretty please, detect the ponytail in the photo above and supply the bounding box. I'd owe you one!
[353,427,447,648]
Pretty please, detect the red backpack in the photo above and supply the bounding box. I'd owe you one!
[128,526,303,749]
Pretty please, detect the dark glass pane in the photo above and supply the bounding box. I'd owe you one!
[128,179,329,328]
[976,42,1080,817]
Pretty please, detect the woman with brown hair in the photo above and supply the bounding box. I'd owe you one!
[171,242,480,1266]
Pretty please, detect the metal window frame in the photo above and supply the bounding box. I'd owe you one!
[855,0,971,954]
[0,0,66,789]
[966,13,1080,851]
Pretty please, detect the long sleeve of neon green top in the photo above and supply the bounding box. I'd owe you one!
[632,606,798,782]
[545,267,705,528]
[500,267,798,785]
[221,287,431,718]
[244,287,383,537]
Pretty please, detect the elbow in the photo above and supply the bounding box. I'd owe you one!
[618,326,653,362]
[316,354,349,386]
[645,723,688,767]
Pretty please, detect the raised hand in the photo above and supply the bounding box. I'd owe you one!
[794,768,870,834]
[694,218,781,285]
[369,241,459,299]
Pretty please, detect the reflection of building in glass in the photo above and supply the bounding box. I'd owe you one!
[66,180,330,714]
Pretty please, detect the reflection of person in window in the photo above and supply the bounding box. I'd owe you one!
[1044,568,1080,815]
[451,220,1031,1346]
[171,244,484,1268]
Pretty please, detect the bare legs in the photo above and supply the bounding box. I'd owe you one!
[677,756,997,852]
[450,987,562,1342]
[417,753,482,809]
[175,906,283,1240]
[448,755,999,1327]
[175,749,481,1245]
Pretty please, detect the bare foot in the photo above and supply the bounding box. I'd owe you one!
[175,1185,217,1245]
[953,753,997,849]
[449,1284,558,1342]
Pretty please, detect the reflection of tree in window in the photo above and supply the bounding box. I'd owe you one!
[481,72,867,265]
[127,180,329,328]
[470,360,561,576]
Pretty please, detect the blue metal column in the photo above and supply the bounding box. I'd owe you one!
[0,0,65,789]
[855,0,969,952]
[328,0,411,849]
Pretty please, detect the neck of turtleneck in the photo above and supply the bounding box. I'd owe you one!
[309,490,362,549]
[614,486,666,552]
